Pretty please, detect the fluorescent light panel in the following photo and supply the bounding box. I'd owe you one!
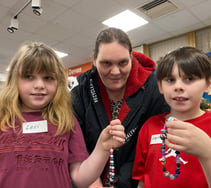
[54,50,68,58]
[102,10,148,32]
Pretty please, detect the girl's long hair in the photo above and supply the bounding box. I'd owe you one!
[0,42,74,135]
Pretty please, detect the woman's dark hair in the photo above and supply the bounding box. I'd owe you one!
[156,46,211,82]
[93,27,132,60]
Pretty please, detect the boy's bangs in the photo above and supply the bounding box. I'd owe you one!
[177,58,203,78]
[156,59,174,80]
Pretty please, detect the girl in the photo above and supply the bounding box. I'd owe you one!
[0,42,125,188]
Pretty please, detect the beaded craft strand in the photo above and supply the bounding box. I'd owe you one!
[160,117,181,180]
[108,99,123,185]
[109,148,115,183]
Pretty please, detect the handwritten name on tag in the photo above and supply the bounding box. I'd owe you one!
[150,134,162,145]
[22,120,48,134]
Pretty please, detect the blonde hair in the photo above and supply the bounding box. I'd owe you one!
[0,42,74,135]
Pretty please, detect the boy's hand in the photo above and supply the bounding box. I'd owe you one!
[165,118,211,159]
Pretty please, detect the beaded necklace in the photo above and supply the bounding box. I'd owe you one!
[109,148,115,183]
[104,99,123,186]
[160,117,181,180]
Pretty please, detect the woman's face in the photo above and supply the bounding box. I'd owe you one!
[94,41,132,93]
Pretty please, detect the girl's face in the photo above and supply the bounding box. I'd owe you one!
[158,64,210,118]
[18,72,58,112]
[93,41,132,94]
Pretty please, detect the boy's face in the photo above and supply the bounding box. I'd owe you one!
[158,64,210,118]
[18,72,58,112]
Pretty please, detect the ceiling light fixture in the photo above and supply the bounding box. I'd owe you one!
[7,17,19,33]
[33,8,43,16]
[7,0,42,33]
[32,0,43,16]
[102,9,148,32]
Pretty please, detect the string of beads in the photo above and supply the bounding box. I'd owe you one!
[160,118,181,180]
[107,99,123,186]
[109,148,115,183]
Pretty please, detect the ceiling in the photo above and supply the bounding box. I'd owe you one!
[0,0,211,77]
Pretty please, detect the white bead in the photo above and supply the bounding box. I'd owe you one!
[170,174,175,180]
[164,171,170,177]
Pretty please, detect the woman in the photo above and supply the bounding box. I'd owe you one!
[71,27,169,188]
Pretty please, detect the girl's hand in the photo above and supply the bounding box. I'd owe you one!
[99,119,125,152]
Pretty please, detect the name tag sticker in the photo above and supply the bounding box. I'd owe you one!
[22,120,48,134]
[150,134,162,144]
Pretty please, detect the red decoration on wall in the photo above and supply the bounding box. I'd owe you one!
[68,62,92,77]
